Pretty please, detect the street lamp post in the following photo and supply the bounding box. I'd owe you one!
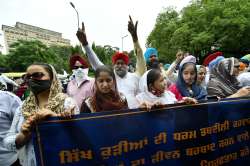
[121,35,128,52]
[70,2,80,29]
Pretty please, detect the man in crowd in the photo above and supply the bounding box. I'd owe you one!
[67,54,94,109]
[76,16,147,108]
[0,90,22,166]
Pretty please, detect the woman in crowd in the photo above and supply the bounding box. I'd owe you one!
[168,56,207,101]
[196,65,207,88]
[81,65,128,113]
[207,58,250,98]
[4,63,79,166]
[136,69,197,109]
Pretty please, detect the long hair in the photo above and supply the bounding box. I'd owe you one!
[91,65,127,112]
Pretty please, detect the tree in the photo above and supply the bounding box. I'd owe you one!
[5,40,78,73]
[6,40,55,71]
[91,43,116,65]
[147,0,250,64]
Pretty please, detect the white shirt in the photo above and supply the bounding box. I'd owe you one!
[0,74,18,89]
[83,45,142,109]
[136,91,177,107]
[115,72,140,108]
[0,91,22,166]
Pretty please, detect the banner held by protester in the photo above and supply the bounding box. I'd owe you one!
[33,98,250,166]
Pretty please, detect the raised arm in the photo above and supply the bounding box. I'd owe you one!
[128,16,146,76]
[165,51,184,78]
[76,22,103,70]
[2,75,18,87]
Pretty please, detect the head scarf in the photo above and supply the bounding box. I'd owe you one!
[239,58,249,66]
[112,52,129,65]
[137,70,177,105]
[91,69,128,112]
[208,58,240,97]
[176,62,207,100]
[144,48,158,63]
[203,51,223,66]
[180,55,196,68]
[238,72,250,87]
[69,54,89,70]
[22,65,67,119]
[196,65,207,87]
[208,56,225,70]
[241,54,250,62]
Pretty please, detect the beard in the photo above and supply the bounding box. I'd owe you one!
[115,68,128,78]
[148,60,160,70]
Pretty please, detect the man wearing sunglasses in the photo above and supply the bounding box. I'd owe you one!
[66,55,94,109]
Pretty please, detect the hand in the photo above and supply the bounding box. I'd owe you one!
[176,51,184,63]
[76,22,88,46]
[139,101,153,111]
[34,109,57,123]
[182,97,198,104]
[58,107,75,119]
[128,15,138,42]
[21,115,36,135]
[236,86,250,97]
[151,101,165,109]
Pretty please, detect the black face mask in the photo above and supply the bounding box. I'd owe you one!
[28,79,52,95]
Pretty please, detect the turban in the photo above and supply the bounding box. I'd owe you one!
[112,52,129,65]
[69,54,89,70]
[144,48,158,63]
[208,56,225,70]
[203,51,223,66]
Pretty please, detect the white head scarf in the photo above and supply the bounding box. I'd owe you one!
[136,70,177,106]
[238,72,250,87]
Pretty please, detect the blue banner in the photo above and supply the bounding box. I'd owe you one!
[33,98,250,166]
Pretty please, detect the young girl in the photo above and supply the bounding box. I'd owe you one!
[81,65,128,113]
[169,62,207,101]
[136,69,197,108]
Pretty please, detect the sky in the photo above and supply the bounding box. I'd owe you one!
[0,0,191,53]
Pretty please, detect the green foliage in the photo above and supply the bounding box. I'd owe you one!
[0,39,121,73]
[2,40,87,73]
[147,0,250,63]
[91,43,116,65]
[0,54,8,70]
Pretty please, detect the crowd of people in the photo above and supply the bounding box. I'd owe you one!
[1,16,250,166]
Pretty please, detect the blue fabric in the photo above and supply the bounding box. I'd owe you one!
[164,64,170,70]
[144,48,158,63]
[208,56,224,70]
[33,98,250,165]
[176,62,207,100]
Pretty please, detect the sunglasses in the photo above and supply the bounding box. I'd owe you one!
[72,66,85,70]
[24,72,45,81]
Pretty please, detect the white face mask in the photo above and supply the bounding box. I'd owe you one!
[73,68,89,82]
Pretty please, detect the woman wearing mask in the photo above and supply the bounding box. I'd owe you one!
[207,58,250,98]
[169,56,207,101]
[67,55,94,109]
[4,63,79,166]
[81,65,128,113]
[136,69,197,109]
